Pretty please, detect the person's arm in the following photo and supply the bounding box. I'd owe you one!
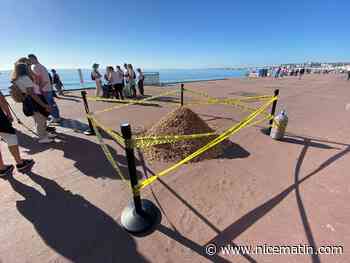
[0,92,13,122]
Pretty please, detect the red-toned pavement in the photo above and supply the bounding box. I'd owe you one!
[0,74,349,262]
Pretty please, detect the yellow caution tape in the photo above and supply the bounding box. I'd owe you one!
[87,96,158,105]
[238,95,274,101]
[89,117,127,182]
[132,132,216,148]
[272,118,283,129]
[136,96,277,191]
[184,88,273,102]
[187,98,260,112]
[183,88,274,114]
[94,89,180,115]
[244,114,274,129]
[183,88,212,99]
[87,115,125,146]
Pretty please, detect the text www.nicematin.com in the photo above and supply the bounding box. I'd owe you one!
[205,243,344,256]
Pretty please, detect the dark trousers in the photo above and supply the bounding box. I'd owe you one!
[102,84,112,98]
[113,83,124,100]
[138,80,144,96]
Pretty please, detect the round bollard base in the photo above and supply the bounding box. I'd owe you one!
[261,127,271,136]
[121,199,160,235]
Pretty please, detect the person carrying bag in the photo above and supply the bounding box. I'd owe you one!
[11,63,54,144]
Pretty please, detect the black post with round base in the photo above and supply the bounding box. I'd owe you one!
[261,89,279,135]
[180,83,184,106]
[120,123,160,235]
[81,91,95,136]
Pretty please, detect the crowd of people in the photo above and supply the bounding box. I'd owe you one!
[0,56,147,177]
[91,63,145,99]
[0,54,65,176]
[273,67,307,79]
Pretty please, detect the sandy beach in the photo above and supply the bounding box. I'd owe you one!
[0,73,349,262]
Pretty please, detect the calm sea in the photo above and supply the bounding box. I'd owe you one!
[0,68,246,95]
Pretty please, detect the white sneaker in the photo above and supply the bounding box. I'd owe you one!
[49,118,61,125]
[48,133,57,139]
[38,137,54,144]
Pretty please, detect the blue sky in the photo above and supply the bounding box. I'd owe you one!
[0,0,349,70]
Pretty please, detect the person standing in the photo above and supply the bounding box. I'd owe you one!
[103,68,112,98]
[122,63,131,97]
[51,69,64,95]
[275,67,281,78]
[0,90,35,177]
[28,54,61,124]
[112,66,124,99]
[11,63,55,143]
[127,64,137,98]
[136,68,145,96]
[91,63,103,97]
[299,68,305,80]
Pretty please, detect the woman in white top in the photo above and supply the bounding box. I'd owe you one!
[12,63,54,143]
[91,63,102,97]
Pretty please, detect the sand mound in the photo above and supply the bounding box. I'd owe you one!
[145,107,226,162]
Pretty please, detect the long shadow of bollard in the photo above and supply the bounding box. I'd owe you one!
[208,141,350,262]
[8,172,149,263]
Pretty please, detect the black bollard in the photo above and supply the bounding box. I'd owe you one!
[120,123,160,235]
[180,84,184,106]
[81,91,95,135]
[268,89,279,135]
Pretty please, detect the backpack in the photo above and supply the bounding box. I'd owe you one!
[91,72,96,81]
[9,84,26,103]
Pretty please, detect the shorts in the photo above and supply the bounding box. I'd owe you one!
[0,132,18,146]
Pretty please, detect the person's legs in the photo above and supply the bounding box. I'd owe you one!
[118,84,124,100]
[95,80,102,97]
[138,80,144,96]
[112,84,119,99]
[33,112,48,139]
[0,147,6,170]
[0,132,20,163]
[55,84,63,95]
[0,133,34,173]
[0,149,13,176]
[8,145,21,164]
[45,91,60,120]
[131,82,137,97]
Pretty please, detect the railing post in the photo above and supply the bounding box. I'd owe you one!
[121,124,143,214]
[180,83,184,106]
[81,91,95,135]
[120,123,160,235]
[268,89,279,135]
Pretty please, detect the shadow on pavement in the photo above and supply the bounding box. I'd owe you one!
[207,140,350,263]
[16,130,144,180]
[8,172,149,263]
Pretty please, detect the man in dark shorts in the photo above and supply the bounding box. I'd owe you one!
[0,91,34,177]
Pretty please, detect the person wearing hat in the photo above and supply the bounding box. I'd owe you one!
[91,63,102,97]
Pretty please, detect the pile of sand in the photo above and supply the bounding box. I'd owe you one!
[145,107,226,162]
